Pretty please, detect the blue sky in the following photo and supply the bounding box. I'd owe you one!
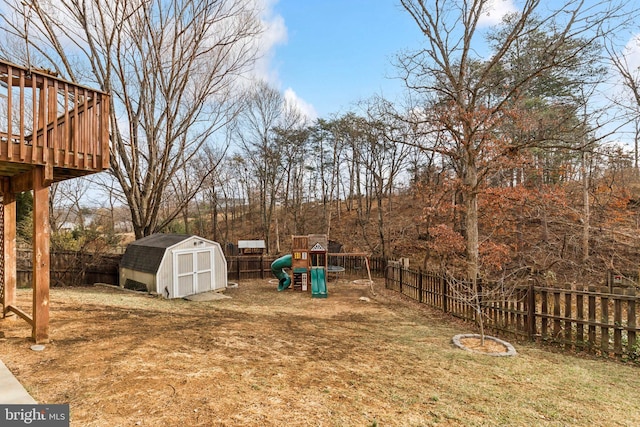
[261,0,640,143]
[266,0,425,119]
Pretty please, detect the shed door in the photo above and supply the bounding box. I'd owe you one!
[196,249,213,293]
[173,248,214,297]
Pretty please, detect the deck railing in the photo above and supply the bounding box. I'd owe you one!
[0,61,110,178]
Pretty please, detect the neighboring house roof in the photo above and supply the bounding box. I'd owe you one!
[238,240,266,249]
[120,234,193,274]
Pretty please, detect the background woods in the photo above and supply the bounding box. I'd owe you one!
[0,0,639,287]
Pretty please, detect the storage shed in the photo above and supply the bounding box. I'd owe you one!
[119,234,227,299]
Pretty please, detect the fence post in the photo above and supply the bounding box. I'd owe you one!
[527,281,536,341]
[553,288,561,340]
[236,257,241,281]
[601,287,609,355]
[399,266,403,295]
[260,255,264,280]
[588,286,597,351]
[385,265,389,289]
[628,288,637,357]
[442,273,448,313]
[613,287,623,357]
[564,284,572,348]
[418,269,423,304]
[576,285,585,351]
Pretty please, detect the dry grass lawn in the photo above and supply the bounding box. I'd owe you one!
[1,278,639,426]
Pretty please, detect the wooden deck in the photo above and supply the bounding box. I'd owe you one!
[0,61,110,184]
[0,60,110,343]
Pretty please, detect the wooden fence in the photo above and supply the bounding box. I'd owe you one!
[226,255,387,281]
[17,250,120,287]
[328,254,387,274]
[386,264,640,361]
[14,251,387,286]
[227,256,274,281]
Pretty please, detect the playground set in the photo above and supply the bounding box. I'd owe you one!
[270,234,375,298]
[271,234,329,298]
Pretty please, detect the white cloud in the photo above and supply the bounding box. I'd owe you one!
[605,33,640,118]
[284,87,318,121]
[622,33,640,74]
[251,0,288,83]
[608,33,640,97]
[251,0,317,121]
[599,33,640,148]
[478,0,518,27]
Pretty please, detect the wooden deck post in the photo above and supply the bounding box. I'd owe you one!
[32,166,50,343]
[0,61,109,341]
[2,180,16,318]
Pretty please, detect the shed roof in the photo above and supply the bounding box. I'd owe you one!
[120,234,192,274]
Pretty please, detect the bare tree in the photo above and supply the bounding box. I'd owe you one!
[49,179,96,248]
[0,0,264,238]
[234,80,306,253]
[359,97,412,257]
[274,125,309,240]
[606,38,640,170]
[397,0,630,280]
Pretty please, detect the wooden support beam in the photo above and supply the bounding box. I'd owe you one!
[9,165,53,194]
[43,163,54,186]
[6,305,33,325]
[327,252,371,257]
[10,170,32,194]
[2,179,16,318]
[32,166,50,344]
[101,94,111,169]
[6,65,12,161]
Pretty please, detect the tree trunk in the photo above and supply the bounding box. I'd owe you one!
[377,192,386,257]
[183,204,189,235]
[211,191,218,242]
[582,151,590,263]
[464,157,480,281]
[275,215,281,254]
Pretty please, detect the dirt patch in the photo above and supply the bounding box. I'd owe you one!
[452,333,517,356]
[460,337,506,353]
[2,279,639,426]
[0,278,446,426]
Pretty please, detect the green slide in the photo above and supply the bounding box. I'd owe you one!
[311,267,328,298]
[271,254,292,291]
